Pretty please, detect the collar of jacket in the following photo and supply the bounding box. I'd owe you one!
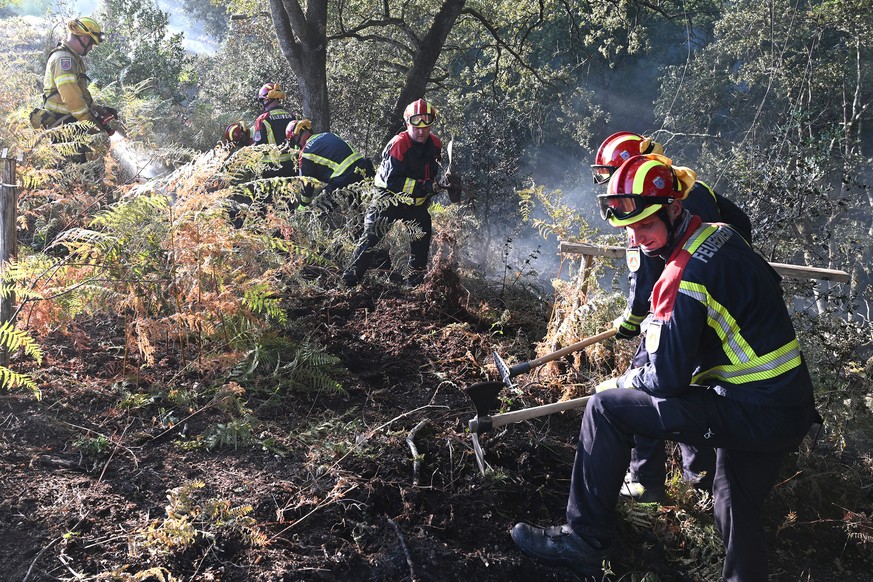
[663,213,702,262]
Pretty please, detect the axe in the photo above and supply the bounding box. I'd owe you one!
[464,380,593,473]
[465,381,593,434]
[493,328,617,388]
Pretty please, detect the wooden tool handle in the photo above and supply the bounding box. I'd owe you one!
[524,328,617,370]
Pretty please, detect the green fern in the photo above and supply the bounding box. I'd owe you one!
[242,282,287,324]
[0,320,43,361]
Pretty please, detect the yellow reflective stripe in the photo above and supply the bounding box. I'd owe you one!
[623,310,646,325]
[402,177,416,195]
[683,224,719,255]
[632,160,662,193]
[679,281,756,364]
[692,340,803,384]
[301,151,362,178]
[330,152,362,178]
[45,101,70,114]
[302,152,340,173]
[55,73,77,86]
[697,180,717,204]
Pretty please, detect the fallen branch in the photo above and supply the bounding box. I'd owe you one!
[406,419,431,487]
[388,517,418,582]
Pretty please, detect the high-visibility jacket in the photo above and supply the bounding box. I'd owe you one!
[621,182,753,331]
[619,214,814,408]
[298,132,373,204]
[42,41,95,123]
[252,107,296,177]
[374,131,442,206]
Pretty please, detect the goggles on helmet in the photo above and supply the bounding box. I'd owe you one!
[597,194,676,222]
[407,113,435,128]
[74,19,105,43]
[591,164,617,185]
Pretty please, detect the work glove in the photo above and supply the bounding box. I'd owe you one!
[596,368,642,393]
[421,179,435,195]
[613,312,644,340]
[595,378,619,393]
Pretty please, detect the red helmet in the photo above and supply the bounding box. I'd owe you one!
[285,118,312,146]
[403,98,437,127]
[599,155,678,227]
[224,121,251,146]
[258,82,286,102]
[592,132,663,185]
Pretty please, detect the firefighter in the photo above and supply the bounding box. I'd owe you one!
[284,119,375,209]
[252,82,297,178]
[223,121,252,148]
[32,17,117,162]
[592,131,753,503]
[342,98,461,288]
[511,154,818,581]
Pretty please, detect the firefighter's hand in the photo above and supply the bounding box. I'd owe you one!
[595,378,619,393]
[596,368,642,392]
[613,315,641,339]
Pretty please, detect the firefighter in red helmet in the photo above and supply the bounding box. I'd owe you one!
[223,121,252,148]
[342,98,461,287]
[511,154,818,582]
[285,119,374,209]
[251,82,298,178]
[591,132,753,508]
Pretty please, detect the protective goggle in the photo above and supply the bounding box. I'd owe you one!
[597,194,676,221]
[590,164,617,185]
[75,19,105,44]
[407,113,435,127]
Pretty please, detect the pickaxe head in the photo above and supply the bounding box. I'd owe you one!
[464,380,504,476]
[464,380,505,434]
[492,349,514,388]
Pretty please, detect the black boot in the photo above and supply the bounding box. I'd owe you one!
[511,523,610,577]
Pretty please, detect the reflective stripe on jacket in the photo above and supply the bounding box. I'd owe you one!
[253,108,296,163]
[374,131,441,205]
[623,215,814,407]
[43,42,94,121]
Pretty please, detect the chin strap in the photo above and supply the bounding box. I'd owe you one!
[645,208,691,257]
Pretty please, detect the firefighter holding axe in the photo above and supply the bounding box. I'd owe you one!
[508,154,818,581]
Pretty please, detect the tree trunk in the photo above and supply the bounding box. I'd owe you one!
[269,0,331,131]
[383,0,467,144]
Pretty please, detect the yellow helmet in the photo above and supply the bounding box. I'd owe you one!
[68,17,105,45]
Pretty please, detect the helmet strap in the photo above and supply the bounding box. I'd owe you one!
[643,206,689,257]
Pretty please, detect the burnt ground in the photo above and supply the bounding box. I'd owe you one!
[1,267,871,582]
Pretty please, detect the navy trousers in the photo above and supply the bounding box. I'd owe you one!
[630,437,715,492]
[566,387,812,582]
[346,198,432,281]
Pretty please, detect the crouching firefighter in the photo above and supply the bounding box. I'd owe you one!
[511,154,819,581]
[31,17,117,162]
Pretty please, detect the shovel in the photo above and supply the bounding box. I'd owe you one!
[493,328,617,388]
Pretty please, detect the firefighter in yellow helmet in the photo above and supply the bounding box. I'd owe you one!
[32,17,117,161]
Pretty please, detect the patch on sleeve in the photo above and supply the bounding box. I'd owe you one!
[253,130,262,142]
[645,321,662,353]
[60,57,72,71]
[626,247,641,272]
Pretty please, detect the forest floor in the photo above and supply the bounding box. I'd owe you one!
[1,266,871,582]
